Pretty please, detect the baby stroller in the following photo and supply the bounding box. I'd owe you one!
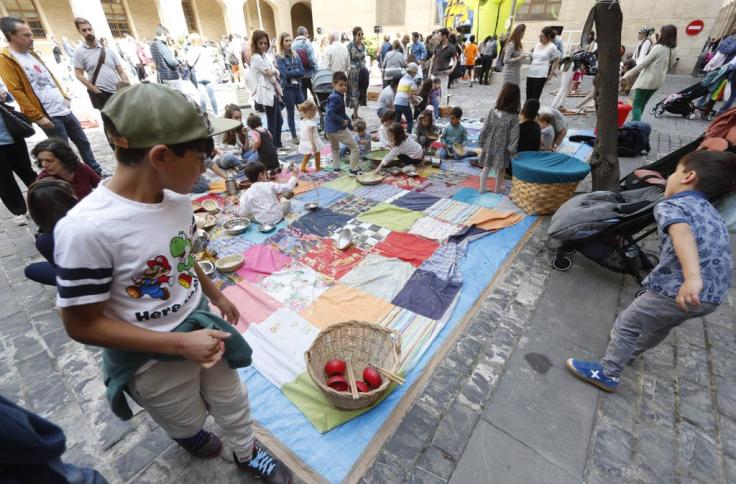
[648,65,731,121]
[548,187,663,284]
[312,69,334,131]
[572,50,598,76]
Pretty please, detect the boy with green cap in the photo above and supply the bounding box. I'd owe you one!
[53,83,292,483]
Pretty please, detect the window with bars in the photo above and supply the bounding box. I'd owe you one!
[101,0,131,38]
[4,0,46,38]
[514,0,562,22]
[182,0,198,33]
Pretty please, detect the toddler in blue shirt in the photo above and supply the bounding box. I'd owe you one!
[568,151,735,392]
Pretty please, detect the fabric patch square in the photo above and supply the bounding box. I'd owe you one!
[267,226,321,259]
[290,208,353,237]
[235,244,292,283]
[246,307,321,387]
[341,254,415,302]
[328,194,379,217]
[300,284,394,329]
[356,203,423,232]
[408,216,463,242]
[452,187,504,208]
[427,170,469,185]
[382,174,427,190]
[391,269,461,320]
[259,262,330,312]
[302,170,339,183]
[380,307,443,372]
[295,186,348,207]
[221,280,282,332]
[457,175,497,192]
[242,219,288,244]
[467,208,524,231]
[353,183,408,202]
[414,179,463,198]
[391,192,442,212]
[440,159,481,176]
[299,238,366,280]
[331,220,391,250]
[494,195,525,214]
[208,235,256,257]
[291,179,318,196]
[424,198,481,225]
[323,175,362,193]
[374,232,439,267]
[419,242,466,285]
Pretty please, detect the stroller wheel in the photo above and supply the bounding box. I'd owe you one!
[551,255,573,272]
[649,105,658,114]
[654,108,664,118]
[560,247,577,255]
[706,111,716,121]
[687,111,698,120]
[635,288,647,298]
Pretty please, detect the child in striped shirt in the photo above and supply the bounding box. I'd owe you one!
[374,123,424,171]
[238,161,297,226]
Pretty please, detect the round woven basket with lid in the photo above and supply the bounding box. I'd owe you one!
[305,321,401,411]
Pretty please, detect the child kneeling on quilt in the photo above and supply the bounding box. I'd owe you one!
[372,110,396,148]
[567,151,736,392]
[438,107,470,160]
[340,119,372,159]
[239,160,298,226]
[53,83,292,482]
[374,123,424,172]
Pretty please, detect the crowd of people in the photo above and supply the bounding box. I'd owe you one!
[1,10,735,484]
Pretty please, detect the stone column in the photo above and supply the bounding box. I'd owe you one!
[223,0,248,36]
[68,0,114,41]
[156,0,189,39]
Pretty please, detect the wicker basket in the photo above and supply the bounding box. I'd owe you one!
[305,321,401,411]
[510,177,580,215]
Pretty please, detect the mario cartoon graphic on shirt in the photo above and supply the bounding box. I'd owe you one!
[126,255,173,300]
[170,231,196,289]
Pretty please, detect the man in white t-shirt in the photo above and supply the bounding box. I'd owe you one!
[53,83,293,482]
[72,17,129,110]
[0,17,103,175]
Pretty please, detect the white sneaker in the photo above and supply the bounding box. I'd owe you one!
[12,214,27,226]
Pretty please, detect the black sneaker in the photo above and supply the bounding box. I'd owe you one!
[348,169,362,177]
[234,441,293,483]
[173,429,222,458]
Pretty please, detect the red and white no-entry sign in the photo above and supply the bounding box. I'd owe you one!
[686,20,705,36]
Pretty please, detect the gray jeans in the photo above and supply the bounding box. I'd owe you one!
[602,290,717,378]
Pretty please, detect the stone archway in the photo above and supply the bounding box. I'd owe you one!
[245,0,277,38]
[290,2,313,38]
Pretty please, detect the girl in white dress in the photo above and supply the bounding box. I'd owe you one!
[297,100,324,171]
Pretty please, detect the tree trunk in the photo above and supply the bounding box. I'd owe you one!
[589,0,623,192]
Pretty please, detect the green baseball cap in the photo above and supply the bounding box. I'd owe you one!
[101,82,240,149]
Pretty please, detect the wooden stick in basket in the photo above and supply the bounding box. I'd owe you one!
[373,365,405,385]
[346,360,360,400]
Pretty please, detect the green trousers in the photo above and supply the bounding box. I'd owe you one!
[631,88,657,121]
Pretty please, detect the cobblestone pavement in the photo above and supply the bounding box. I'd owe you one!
[0,74,730,483]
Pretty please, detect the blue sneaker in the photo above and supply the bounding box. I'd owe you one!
[566,359,619,392]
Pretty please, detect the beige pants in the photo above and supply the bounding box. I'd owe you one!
[326,128,359,170]
[128,359,254,458]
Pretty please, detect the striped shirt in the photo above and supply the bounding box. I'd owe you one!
[238,177,298,225]
[54,182,202,332]
[381,136,424,167]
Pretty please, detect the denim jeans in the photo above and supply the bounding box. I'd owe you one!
[218,152,242,169]
[395,104,414,134]
[602,290,717,378]
[24,232,56,286]
[283,85,305,139]
[197,80,218,115]
[264,98,283,148]
[42,113,101,172]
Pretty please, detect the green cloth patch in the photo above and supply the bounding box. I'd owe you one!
[324,175,362,193]
[282,372,396,433]
[357,203,423,232]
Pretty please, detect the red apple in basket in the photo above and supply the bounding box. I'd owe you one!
[363,367,383,389]
[326,375,349,392]
[324,359,347,377]
[355,381,370,393]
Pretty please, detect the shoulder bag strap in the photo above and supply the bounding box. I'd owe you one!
[91,46,107,86]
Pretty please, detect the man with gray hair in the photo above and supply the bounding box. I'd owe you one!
[325,30,349,74]
[292,25,317,101]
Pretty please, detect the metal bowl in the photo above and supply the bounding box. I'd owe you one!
[258,223,276,233]
[223,218,250,235]
[199,260,215,277]
[215,254,245,273]
[335,228,352,250]
[452,143,467,158]
[304,202,319,211]
[402,165,418,177]
[195,213,217,230]
[389,167,402,176]
[202,199,220,213]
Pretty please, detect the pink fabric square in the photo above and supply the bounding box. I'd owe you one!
[236,244,293,283]
[221,280,282,332]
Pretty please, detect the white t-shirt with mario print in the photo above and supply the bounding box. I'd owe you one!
[54,182,203,333]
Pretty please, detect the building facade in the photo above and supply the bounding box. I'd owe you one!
[2,0,731,75]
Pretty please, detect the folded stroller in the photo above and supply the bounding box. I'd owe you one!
[548,187,663,283]
[649,65,731,121]
[312,69,334,131]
